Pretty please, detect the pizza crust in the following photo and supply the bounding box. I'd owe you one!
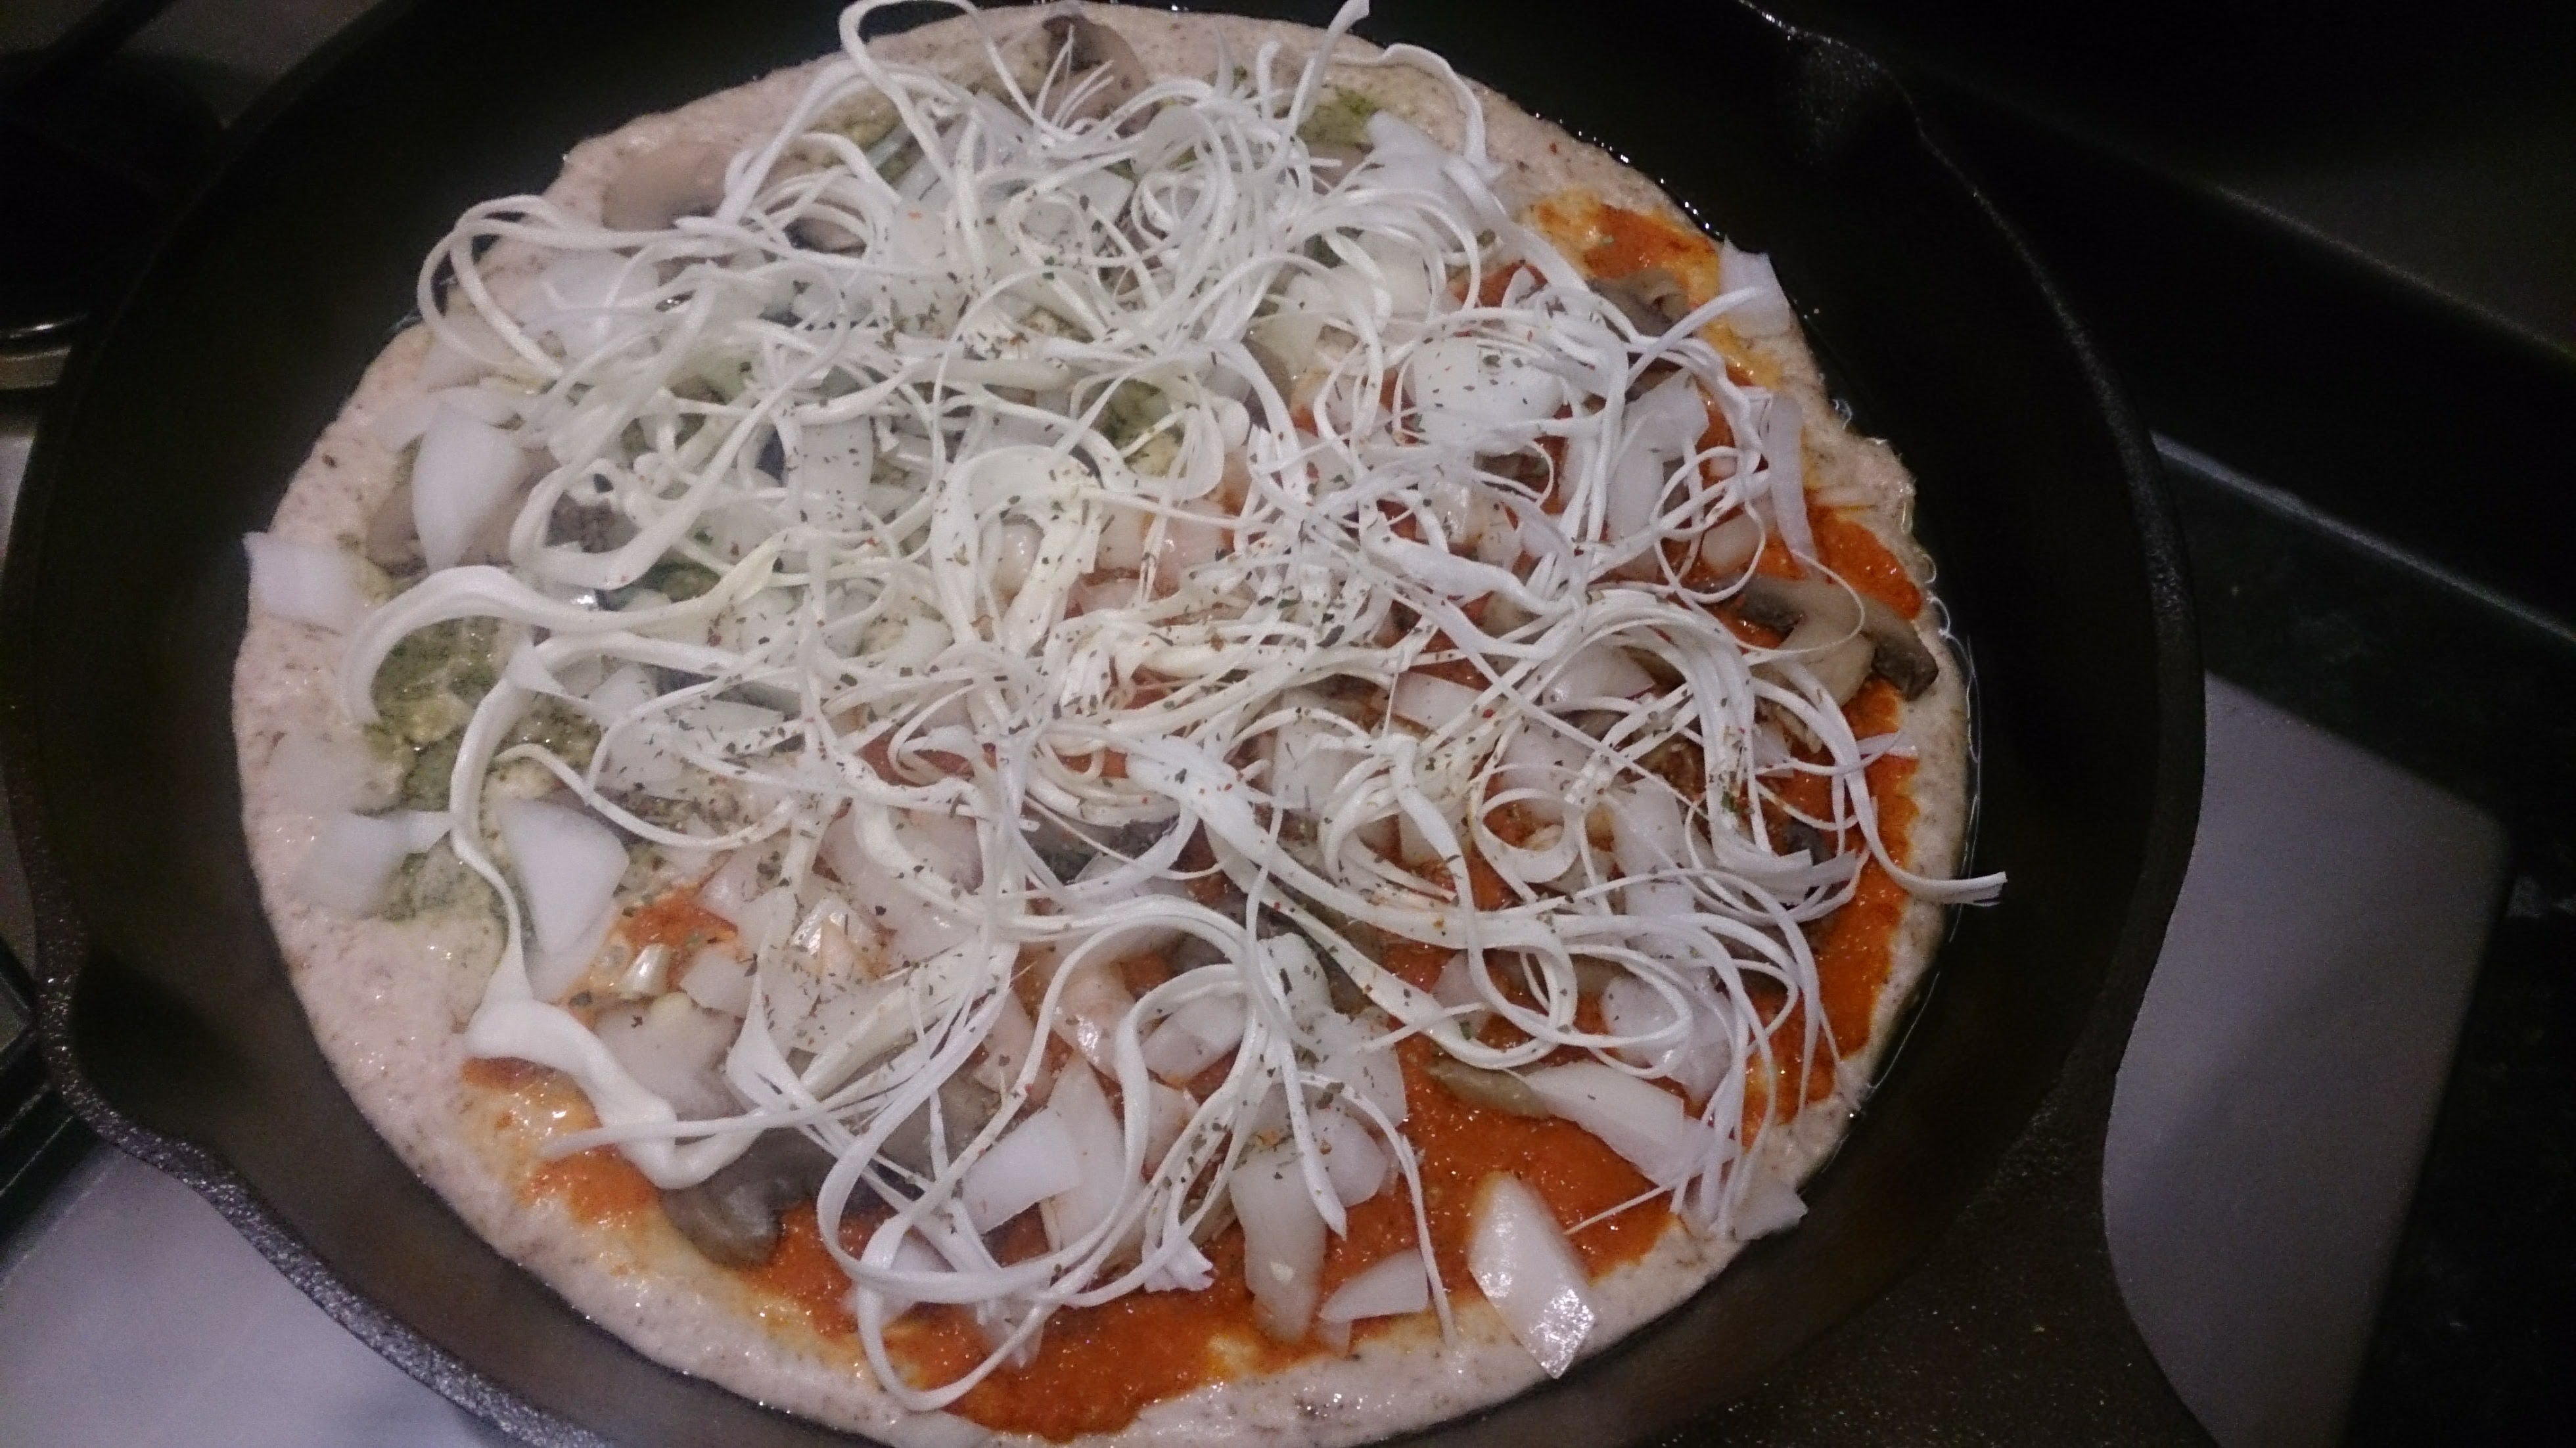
[234,7,1971,1445]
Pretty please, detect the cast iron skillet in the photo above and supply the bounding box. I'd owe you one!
[0,1,2205,1443]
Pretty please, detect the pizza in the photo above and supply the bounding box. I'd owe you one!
[231,4,2000,1443]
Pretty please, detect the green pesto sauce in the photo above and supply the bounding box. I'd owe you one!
[601,556,718,610]
[1101,379,1168,447]
[398,732,460,810]
[379,841,497,924]
[1298,88,1381,151]
[509,695,603,769]
[373,618,499,745]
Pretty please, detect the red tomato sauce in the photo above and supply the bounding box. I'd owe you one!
[1754,680,1918,1118]
[463,1058,664,1229]
[620,890,735,957]
[885,1229,1307,1440]
[742,1205,887,1340]
[1582,203,1718,284]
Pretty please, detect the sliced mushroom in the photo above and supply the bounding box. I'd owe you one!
[1857,595,1941,698]
[601,140,733,231]
[1241,332,1298,395]
[1168,932,1230,974]
[1024,814,1172,884]
[1739,576,1865,702]
[1423,1055,1552,1118]
[1320,952,1369,1016]
[1730,575,1803,635]
[1571,957,1625,997]
[1695,511,1763,579]
[457,493,519,569]
[1043,8,1147,120]
[547,491,635,552]
[1736,574,1941,701]
[793,206,865,255]
[1737,574,1849,635]
[1797,626,1876,705]
[1592,267,1691,334]
[660,1129,838,1269]
[1027,820,1094,883]
[363,478,423,574]
[877,1072,1002,1182]
[1769,813,1834,864]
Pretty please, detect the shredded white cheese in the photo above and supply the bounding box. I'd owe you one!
[325,0,2000,1406]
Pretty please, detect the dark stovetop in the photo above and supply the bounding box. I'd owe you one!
[1,1,2570,1443]
[1762,5,2576,1440]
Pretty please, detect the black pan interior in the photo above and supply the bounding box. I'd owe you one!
[0,1,2199,1443]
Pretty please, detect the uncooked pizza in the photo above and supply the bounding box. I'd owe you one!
[231,3,2000,1443]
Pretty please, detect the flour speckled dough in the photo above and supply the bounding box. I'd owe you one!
[234,7,1968,1445]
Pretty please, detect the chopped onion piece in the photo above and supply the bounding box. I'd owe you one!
[1267,711,1363,812]
[821,815,975,964]
[762,927,893,1056]
[851,1232,952,1323]
[694,846,772,926]
[973,989,1039,1098]
[1035,1061,1128,1242]
[1492,727,1587,821]
[1732,1165,1808,1241]
[1467,1173,1596,1377]
[961,1108,1080,1233]
[1431,954,1483,1012]
[292,809,444,916]
[1318,1249,1431,1325]
[679,945,754,1017]
[495,798,628,1000]
[1313,1104,1390,1206]
[1391,672,1484,732]
[1603,373,1707,537]
[1720,244,1797,336]
[411,402,530,571]
[1039,1065,1128,1251]
[1230,1141,1327,1342]
[595,993,739,1118]
[1759,395,1814,561]
[1523,1061,1716,1187]
[1410,338,1568,449]
[1314,1014,1408,1126]
[524,250,653,359]
[1141,1081,1193,1173]
[1141,993,1243,1083]
[1599,974,1728,1102]
[244,533,375,632]
[899,809,983,891]
[1048,959,1136,1075]
[1541,646,1653,709]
